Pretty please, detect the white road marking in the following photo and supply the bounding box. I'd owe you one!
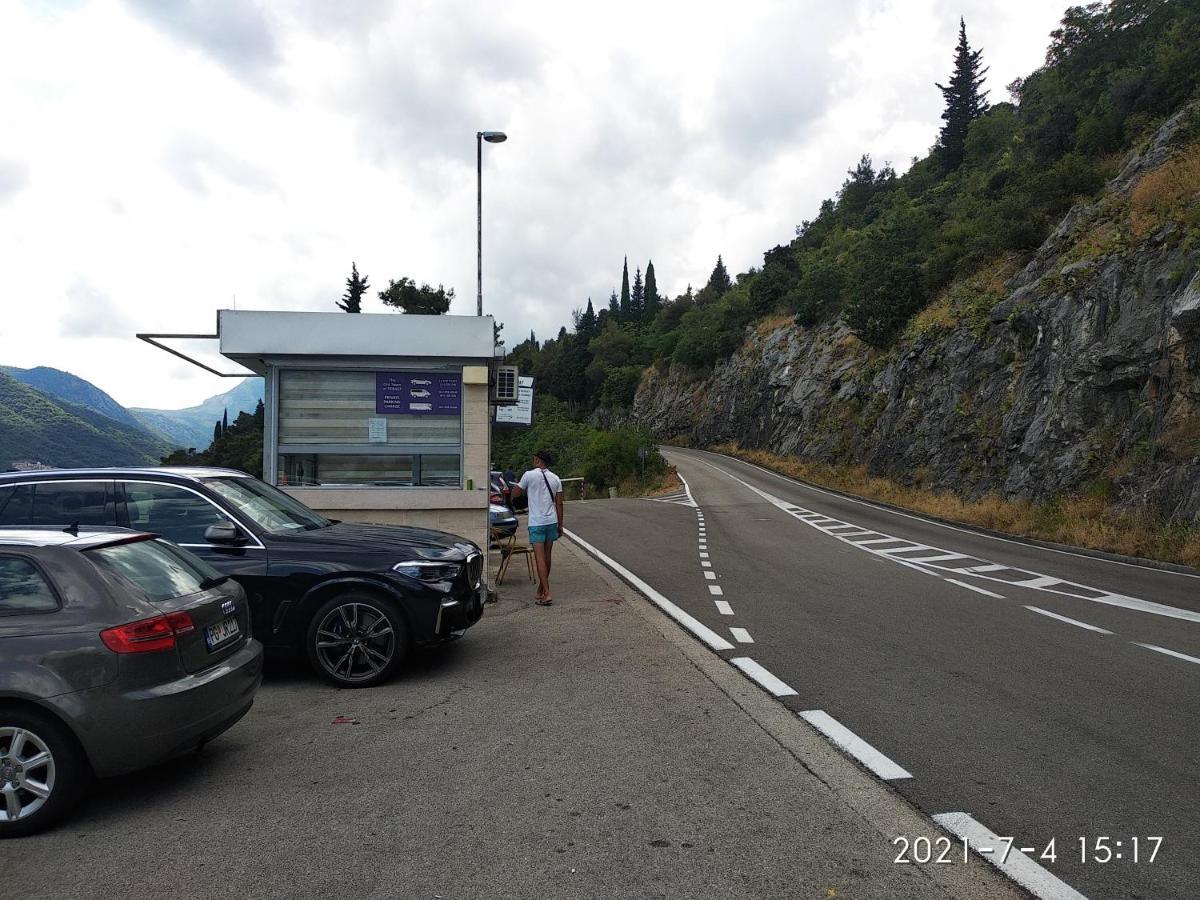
[877,543,936,555]
[798,710,913,780]
[1133,643,1200,666]
[701,561,712,568]
[709,585,723,595]
[699,552,709,559]
[933,812,1087,900]
[1009,575,1063,589]
[903,552,969,564]
[562,530,734,651]
[700,461,1200,626]
[694,446,1200,581]
[715,600,734,615]
[730,627,753,643]
[945,578,1005,599]
[1025,606,1113,634]
[704,571,717,580]
[731,658,797,696]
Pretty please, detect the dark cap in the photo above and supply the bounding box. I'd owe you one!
[534,449,556,467]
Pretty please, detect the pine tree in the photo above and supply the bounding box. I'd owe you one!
[337,261,370,313]
[705,255,731,299]
[608,290,620,320]
[619,257,631,322]
[643,260,660,322]
[631,267,645,321]
[936,18,989,170]
[579,298,597,336]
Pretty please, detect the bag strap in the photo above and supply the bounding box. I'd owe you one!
[540,469,559,523]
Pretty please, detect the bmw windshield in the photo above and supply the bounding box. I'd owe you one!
[203,477,331,534]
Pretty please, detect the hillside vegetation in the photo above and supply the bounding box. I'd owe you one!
[509,0,1200,407]
[0,371,172,468]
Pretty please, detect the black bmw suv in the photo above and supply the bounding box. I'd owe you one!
[0,468,484,687]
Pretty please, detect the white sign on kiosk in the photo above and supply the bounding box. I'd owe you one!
[495,376,534,426]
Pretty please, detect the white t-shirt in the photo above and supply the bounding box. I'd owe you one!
[519,467,562,527]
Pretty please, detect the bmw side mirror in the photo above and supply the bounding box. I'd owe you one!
[205,521,245,545]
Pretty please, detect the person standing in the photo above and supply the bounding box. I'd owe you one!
[509,450,563,605]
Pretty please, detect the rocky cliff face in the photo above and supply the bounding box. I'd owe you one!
[632,108,1200,520]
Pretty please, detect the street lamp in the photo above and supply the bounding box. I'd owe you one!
[477,130,507,317]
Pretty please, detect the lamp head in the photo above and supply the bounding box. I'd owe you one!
[479,131,508,143]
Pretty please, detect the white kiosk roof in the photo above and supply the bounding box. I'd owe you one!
[217,310,496,373]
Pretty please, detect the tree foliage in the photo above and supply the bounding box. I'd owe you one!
[378,277,454,315]
[937,18,990,169]
[337,262,369,313]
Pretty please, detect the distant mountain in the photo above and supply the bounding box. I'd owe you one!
[1,365,144,430]
[132,379,264,452]
[0,370,173,469]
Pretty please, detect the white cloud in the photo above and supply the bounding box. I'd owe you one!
[0,0,1066,409]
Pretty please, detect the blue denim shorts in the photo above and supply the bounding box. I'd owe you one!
[528,524,559,544]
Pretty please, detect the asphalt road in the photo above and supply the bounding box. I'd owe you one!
[566,446,1200,900]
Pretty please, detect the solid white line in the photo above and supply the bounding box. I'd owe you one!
[715,600,734,615]
[945,578,1005,599]
[1133,642,1200,665]
[799,710,912,780]
[704,571,717,580]
[562,529,734,651]
[674,471,699,508]
[1025,606,1113,634]
[690,446,1200,581]
[731,658,797,696]
[933,812,1087,900]
[730,627,753,643]
[709,585,723,595]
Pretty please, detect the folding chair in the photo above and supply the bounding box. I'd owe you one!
[495,531,535,585]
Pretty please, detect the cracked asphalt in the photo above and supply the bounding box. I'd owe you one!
[1,538,1019,899]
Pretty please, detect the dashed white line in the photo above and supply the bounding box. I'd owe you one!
[562,529,734,651]
[701,561,712,568]
[730,627,753,643]
[699,552,709,559]
[933,812,1087,900]
[715,600,734,615]
[1025,606,1113,634]
[945,578,1005,599]
[1133,643,1200,666]
[799,710,913,781]
[731,658,797,696]
[709,585,723,595]
[704,571,717,580]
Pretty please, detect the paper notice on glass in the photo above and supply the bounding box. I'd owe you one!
[368,417,388,443]
[494,376,534,426]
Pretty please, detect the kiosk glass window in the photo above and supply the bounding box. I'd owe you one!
[276,370,462,487]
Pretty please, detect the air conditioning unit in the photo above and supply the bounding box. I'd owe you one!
[493,365,519,404]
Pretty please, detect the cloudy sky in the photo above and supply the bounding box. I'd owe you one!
[0,0,1066,410]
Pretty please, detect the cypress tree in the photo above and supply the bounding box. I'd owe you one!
[213,420,222,445]
[936,18,989,170]
[619,257,631,322]
[608,289,620,320]
[222,408,229,433]
[631,267,644,321]
[705,255,731,299]
[643,260,660,321]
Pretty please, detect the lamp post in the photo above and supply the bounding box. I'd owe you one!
[477,130,507,316]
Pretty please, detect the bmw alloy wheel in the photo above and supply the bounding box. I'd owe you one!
[312,600,399,686]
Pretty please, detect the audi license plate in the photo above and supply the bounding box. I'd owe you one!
[205,616,240,650]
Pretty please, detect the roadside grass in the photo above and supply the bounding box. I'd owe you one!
[1130,142,1200,239]
[577,466,681,501]
[711,443,1200,569]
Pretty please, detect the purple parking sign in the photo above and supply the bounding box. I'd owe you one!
[376,372,461,416]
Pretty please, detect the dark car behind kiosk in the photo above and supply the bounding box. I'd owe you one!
[0,526,262,836]
[0,468,485,688]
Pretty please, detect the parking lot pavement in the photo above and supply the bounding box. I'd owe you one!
[3,538,1022,900]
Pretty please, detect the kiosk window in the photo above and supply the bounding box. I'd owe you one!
[276,370,462,487]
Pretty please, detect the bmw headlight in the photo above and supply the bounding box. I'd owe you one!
[392,560,463,582]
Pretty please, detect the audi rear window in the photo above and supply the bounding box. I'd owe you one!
[86,539,223,603]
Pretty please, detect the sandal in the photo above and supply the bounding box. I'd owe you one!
[536,597,553,606]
